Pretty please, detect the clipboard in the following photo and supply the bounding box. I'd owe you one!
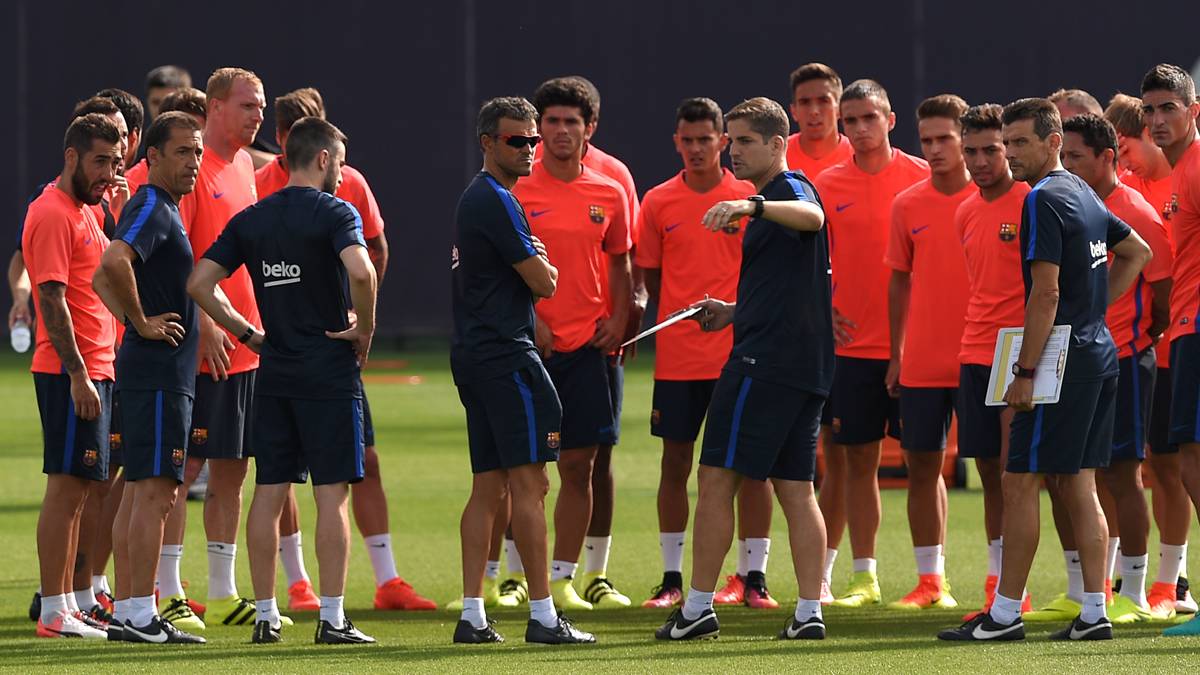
[620,306,703,348]
[984,325,1071,406]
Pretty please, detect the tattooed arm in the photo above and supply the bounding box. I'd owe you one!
[38,281,101,420]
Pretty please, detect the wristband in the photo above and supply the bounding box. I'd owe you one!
[239,326,256,344]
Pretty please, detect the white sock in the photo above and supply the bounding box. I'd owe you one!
[363,533,399,586]
[660,532,686,573]
[550,560,576,581]
[460,596,486,629]
[278,533,309,586]
[505,538,524,575]
[794,598,822,622]
[74,587,98,610]
[130,594,156,627]
[823,548,838,586]
[113,598,130,625]
[915,545,943,576]
[1119,554,1149,606]
[255,597,281,627]
[92,574,110,596]
[1158,543,1186,585]
[485,560,500,579]
[530,596,557,628]
[319,595,345,629]
[1080,591,1107,623]
[1064,550,1083,603]
[584,535,612,574]
[736,540,749,576]
[1180,543,1190,578]
[40,593,67,624]
[682,587,714,620]
[1106,537,1121,581]
[65,592,80,613]
[158,544,185,598]
[746,537,770,574]
[989,592,1022,625]
[852,558,877,574]
[207,541,238,599]
[987,539,1003,577]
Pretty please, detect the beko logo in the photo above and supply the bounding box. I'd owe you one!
[263,260,302,287]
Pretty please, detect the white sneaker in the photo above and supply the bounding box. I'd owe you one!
[36,612,107,639]
[1178,589,1198,614]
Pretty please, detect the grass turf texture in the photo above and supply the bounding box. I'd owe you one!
[0,348,1196,672]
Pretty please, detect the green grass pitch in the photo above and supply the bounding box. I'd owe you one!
[0,349,1195,672]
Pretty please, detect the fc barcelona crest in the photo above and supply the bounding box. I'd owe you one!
[998,223,1017,242]
[1164,194,1179,220]
[109,432,122,450]
[172,448,185,466]
[191,428,208,445]
[547,432,561,450]
[82,449,98,467]
[588,205,606,224]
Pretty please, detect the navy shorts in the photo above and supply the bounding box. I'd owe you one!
[119,389,194,483]
[830,356,900,445]
[543,347,613,450]
[605,357,623,446]
[109,392,123,469]
[1008,376,1117,474]
[651,379,717,443]
[1149,366,1174,454]
[899,386,956,452]
[1111,348,1156,462]
[34,373,113,482]
[189,370,255,460]
[1168,334,1200,447]
[457,362,562,474]
[362,389,375,447]
[253,396,365,486]
[955,364,1003,459]
[700,371,825,482]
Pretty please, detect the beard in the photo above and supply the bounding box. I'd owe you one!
[71,163,104,206]
[321,166,340,195]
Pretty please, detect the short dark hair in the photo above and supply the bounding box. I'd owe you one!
[1063,113,1118,164]
[567,75,601,121]
[960,103,1003,134]
[1141,63,1197,104]
[917,94,969,126]
[725,97,789,141]
[159,88,207,119]
[95,88,144,132]
[1104,94,1145,138]
[531,77,596,125]
[63,113,120,155]
[1048,88,1103,116]
[284,117,347,172]
[476,96,538,139]
[790,63,843,98]
[145,65,192,91]
[1001,97,1062,139]
[676,97,723,131]
[72,96,119,121]
[144,111,202,154]
[275,88,326,133]
[841,79,891,114]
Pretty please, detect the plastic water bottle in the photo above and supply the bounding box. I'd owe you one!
[10,320,31,353]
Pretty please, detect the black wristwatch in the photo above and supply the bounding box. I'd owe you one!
[1011,362,1035,379]
[239,326,257,344]
[748,195,765,218]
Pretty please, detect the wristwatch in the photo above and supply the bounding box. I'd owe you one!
[748,195,765,218]
[239,326,257,344]
[1011,362,1035,379]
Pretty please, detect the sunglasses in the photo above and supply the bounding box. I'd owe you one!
[496,134,541,149]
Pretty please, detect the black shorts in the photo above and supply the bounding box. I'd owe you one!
[1168,334,1200,447]
[34,373,113,482]
[189,370,255,460]
[362,389,375,447]
[109,392,124,469]
[700,371,825,482]
[955,364,1003,459]
[830,356,900,445]
[1149,366,1174,455]
[119,389,193,483]
[605,357,623,446]
[1008,376,1117,474]
[651,379,717,443]
[457,362,562,474]
[253,396,365,485]
[899,386,956,452]
[543,347,613,450]
[1112,348,1156,462]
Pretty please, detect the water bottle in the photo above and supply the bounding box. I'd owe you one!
[10,320,31,353]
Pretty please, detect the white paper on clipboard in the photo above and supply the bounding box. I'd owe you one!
[984,325,1071,406]
[620,306,703,348]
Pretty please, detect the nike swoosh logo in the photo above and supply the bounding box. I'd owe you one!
[911,225,930,234]
[83,238,93,245]
[1133,564,1146,570]
[670,617,710,639]
[1070,623,1108,639]
[972,622,1022,639]
[835,203,854,212]
[665,223,681,232]
[125,624,168,643]
[585,545,594,550]
[785,622,811,639]
[370,543,387,548]
[530,209,550,217]
[213,192,225,199]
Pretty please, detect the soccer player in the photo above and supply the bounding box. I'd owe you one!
[1107,94,1175,214]
[188,116,376,645]
[24,113,121,639]
[96,88,144,174]
[145,65,193,122]
[1049,88,1104,119]
[450,96,594,645]
[93,111,206,644]
[1061,113,1175,622]
[786,63,853,179]
[883,94,973,610]
[813,80,929,607]
[126,89,207,196]
[655,97,831,641]
[635,98,764,609]
[939,98,1151,642]
[512,77,633,612]
[1141,63,1200,637]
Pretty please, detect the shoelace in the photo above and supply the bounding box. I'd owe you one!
[584,577,619,602]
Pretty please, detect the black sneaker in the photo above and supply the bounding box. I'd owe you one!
[654,608,719,641]
[1048,615,1113,641]
[525,614,596,644]
[937,613,1025,641]
[314,616,376,644]
[28,591,41,622]
[453,618,504,644]
[106,622,125,641]
[123,616,206,644]
[252,620,282,643]
[779,615,825,640]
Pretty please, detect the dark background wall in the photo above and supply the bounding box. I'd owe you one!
[4,0,1199,340]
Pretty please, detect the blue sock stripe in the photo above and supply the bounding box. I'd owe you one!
[513,372,538,463]
[1030,406,1045,473]
[153,391,163,476]
[724,377,753,469]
